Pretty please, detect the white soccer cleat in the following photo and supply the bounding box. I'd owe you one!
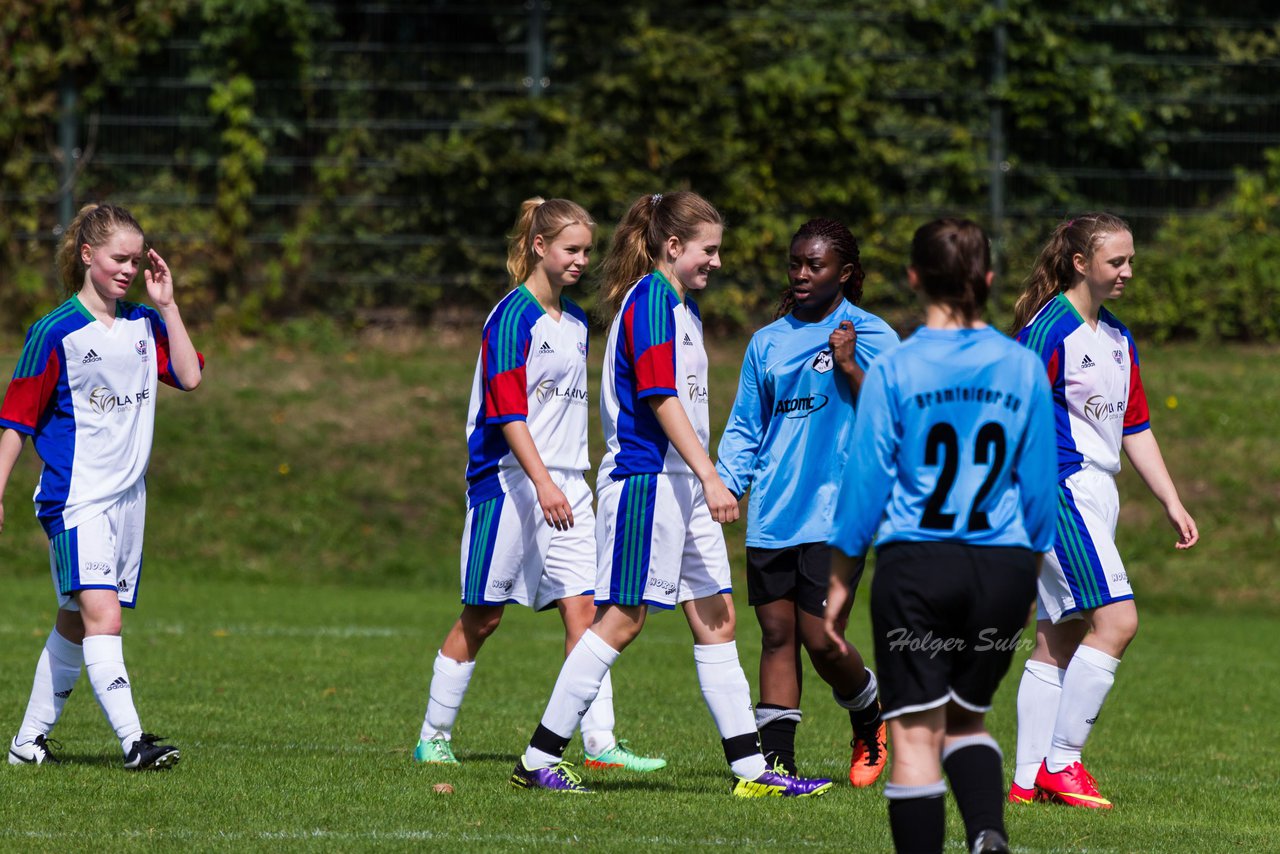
[9,734,61,766]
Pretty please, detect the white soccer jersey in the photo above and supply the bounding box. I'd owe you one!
[464,286,591,504]
[0,297,201,536]
[1016,294,1150,479]
[598,272,710,485]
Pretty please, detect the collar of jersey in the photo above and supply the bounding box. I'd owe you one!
[649,269,684,303]
[70,294,124,321]
[1054,292,1086,325]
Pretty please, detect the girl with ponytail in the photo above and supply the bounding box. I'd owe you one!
[415,197,665,774]
[716,217,899,784]
[1009,213,1198,810]
[825,217,1057,853]
[2,202,203,770]
[513,191,833,797]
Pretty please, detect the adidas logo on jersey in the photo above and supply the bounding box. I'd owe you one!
[538,341,555,355]
[106,676,130,691]
[682,332,694,346]
[82,350,102,364]
[1080,355,1096,369]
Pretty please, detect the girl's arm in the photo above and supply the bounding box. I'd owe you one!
[648,396,739,524]
[1122,429,1198,549]
[830,320,864,397]
[146,249,202,390]
[500,421,573,530]
[0,428,27,536]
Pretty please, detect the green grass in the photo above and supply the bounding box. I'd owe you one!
[1,334,1278,851]
[1,578,1278,852]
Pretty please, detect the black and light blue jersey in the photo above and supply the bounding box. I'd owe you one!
[828,326,1057,557]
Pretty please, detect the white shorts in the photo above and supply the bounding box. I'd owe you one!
[459,469,596,612]
[595,472,732,610]
[1037,468,1131,623]
[49,480,146,610]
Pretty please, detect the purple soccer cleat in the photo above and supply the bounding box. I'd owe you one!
[510,757,593,793]
[731,768,834,798]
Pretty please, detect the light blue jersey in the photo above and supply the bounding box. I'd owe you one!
[716,301,899,548]
[828,326,1057,557]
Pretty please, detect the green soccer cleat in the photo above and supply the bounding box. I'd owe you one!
[413,737,460,765]
[583,740,667,772]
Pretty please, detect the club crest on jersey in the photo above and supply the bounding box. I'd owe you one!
[1113,349,1123,365]
[135,340,148,357]
[577,341,587,357]
[812,349,834,374]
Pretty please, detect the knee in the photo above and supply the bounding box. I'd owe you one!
[758,620,795,656]
[462,609,503,642]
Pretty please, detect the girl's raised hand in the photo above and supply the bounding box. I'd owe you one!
[144,248,175,308]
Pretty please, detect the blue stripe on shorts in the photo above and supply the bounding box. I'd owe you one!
[611,474,656,606]
[1052,484,1107,612]
[462,493,504,605]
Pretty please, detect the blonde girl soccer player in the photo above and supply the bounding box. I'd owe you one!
[1008,213,1198,809]
[413,197,663,773]
[825,218,1057,853]
[511,191,831,796]
[1,203,203,770]
[716,217,899,784]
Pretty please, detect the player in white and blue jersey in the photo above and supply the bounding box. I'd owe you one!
[716,218,899,785]
[1,203,203,770]
[1009,213,1199,810]
[825,218,1057,854]
[414,198,664,774]
[513,191,831,797]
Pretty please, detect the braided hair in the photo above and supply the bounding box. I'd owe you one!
[776,218,865,319]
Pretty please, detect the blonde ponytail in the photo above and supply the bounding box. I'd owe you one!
[1013,212,1131,331]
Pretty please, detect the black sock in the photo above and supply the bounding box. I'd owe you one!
[886,789,946,854]
[756,704,798,774]
[943,742,1006,851]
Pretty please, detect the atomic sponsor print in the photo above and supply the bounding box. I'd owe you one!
[773,394,829,419]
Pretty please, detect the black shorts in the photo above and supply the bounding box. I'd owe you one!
[746,543,865,618]
[870,541,1037,720]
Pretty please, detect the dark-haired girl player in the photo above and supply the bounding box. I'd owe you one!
[825,218,1057,853]
[716,218,898,785]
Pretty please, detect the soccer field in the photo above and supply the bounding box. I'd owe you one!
[1,576,1278,852]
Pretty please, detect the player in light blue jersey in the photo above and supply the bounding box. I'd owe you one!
[716,218,899,785]
[414,198,664,775]
[825,219,1057,854]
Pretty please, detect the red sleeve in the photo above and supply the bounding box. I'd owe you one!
[1123,346,1151,434]
[0,349,62,434]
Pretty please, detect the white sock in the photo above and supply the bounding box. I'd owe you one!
[420,651,476,742]
[16,629,84,744]
[83,634,143,755]
[834,668,879,711]
[1013,659,1065,788]
[1046,645,1120,773]
[581,670,616,757]
[694,641,766,780]
[524,630,618,769]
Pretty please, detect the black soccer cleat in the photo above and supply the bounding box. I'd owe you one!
[123,733,181,770]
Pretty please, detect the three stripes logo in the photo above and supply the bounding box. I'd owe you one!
[82,349,102,364]
[54,689,73,699]
[682,332,694,346]
[106,676,130,692]
[1080,354,1096,369]
[538,341,555,355]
